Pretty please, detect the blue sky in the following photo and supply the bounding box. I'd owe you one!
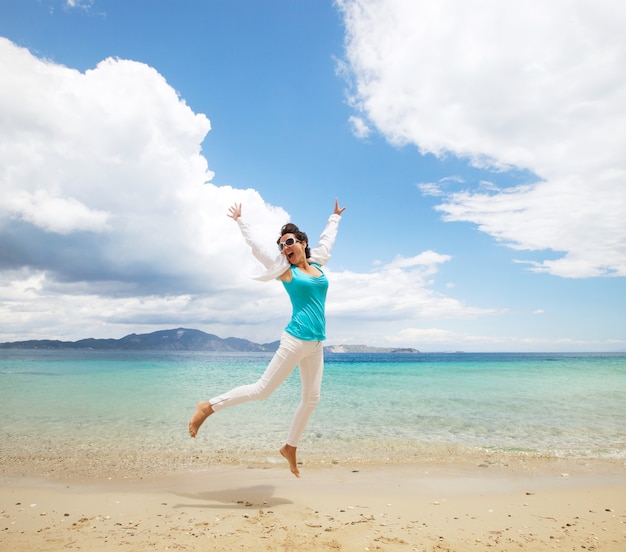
[1,0,625,351]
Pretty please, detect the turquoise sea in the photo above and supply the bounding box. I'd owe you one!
[1,351,625,473]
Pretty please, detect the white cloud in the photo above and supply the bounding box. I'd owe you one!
[0,37,480,343]
[348,115,371,138]
[6,189,111,234]
[385,250,450,271]
[339,0,626,278]
[0,37,270,293]
[328,254,491,322]
[65,0,93,10]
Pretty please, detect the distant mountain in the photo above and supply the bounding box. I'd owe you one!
[0,328,280,352]
[0,328,419,353]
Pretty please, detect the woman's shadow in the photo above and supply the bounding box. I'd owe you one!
[172,485,293,509]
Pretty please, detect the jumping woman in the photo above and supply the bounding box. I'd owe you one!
[189,198,346,477]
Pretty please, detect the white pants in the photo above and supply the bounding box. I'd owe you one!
[209,332,324,447]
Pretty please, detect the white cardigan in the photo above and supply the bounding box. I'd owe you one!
[237,214,342,281]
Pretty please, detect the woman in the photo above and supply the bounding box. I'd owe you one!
[189,199,346,477]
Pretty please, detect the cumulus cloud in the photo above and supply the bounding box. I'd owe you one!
[339,0,626,277]
[0,38,293,338]
[6,189,111,234]
[0,37,281,293]
[0,37,480,343]
[328,253,492,322]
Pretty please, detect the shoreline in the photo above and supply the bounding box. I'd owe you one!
[2,442,625,479]
[2,457,624,551]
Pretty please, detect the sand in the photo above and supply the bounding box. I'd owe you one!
[1,455,624,551]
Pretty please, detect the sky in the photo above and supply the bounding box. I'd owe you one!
[0,0,625,352]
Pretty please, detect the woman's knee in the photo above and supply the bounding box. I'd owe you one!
[304,391,321,409]
[252,378,280,401]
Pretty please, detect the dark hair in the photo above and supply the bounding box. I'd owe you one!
[278,223,310,258]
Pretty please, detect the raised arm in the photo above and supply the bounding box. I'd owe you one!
[309,198,346,266]
[228,203,277,269]
[229,199,345,280]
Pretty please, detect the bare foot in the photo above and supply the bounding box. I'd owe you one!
[279,444,301,478]
[188,401,214,438]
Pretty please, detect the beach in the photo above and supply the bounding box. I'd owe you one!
[2,455,624,551]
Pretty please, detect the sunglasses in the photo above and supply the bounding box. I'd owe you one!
[278,237,300,251]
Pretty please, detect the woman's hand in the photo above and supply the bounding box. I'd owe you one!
[334,198,346,216]
[228,203,242,221]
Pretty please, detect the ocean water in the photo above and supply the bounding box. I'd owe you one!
[1,350,625,472]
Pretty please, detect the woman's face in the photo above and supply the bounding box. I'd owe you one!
[279,233,307,264]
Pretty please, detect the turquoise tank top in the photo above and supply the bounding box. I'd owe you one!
[282,263,329,341]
